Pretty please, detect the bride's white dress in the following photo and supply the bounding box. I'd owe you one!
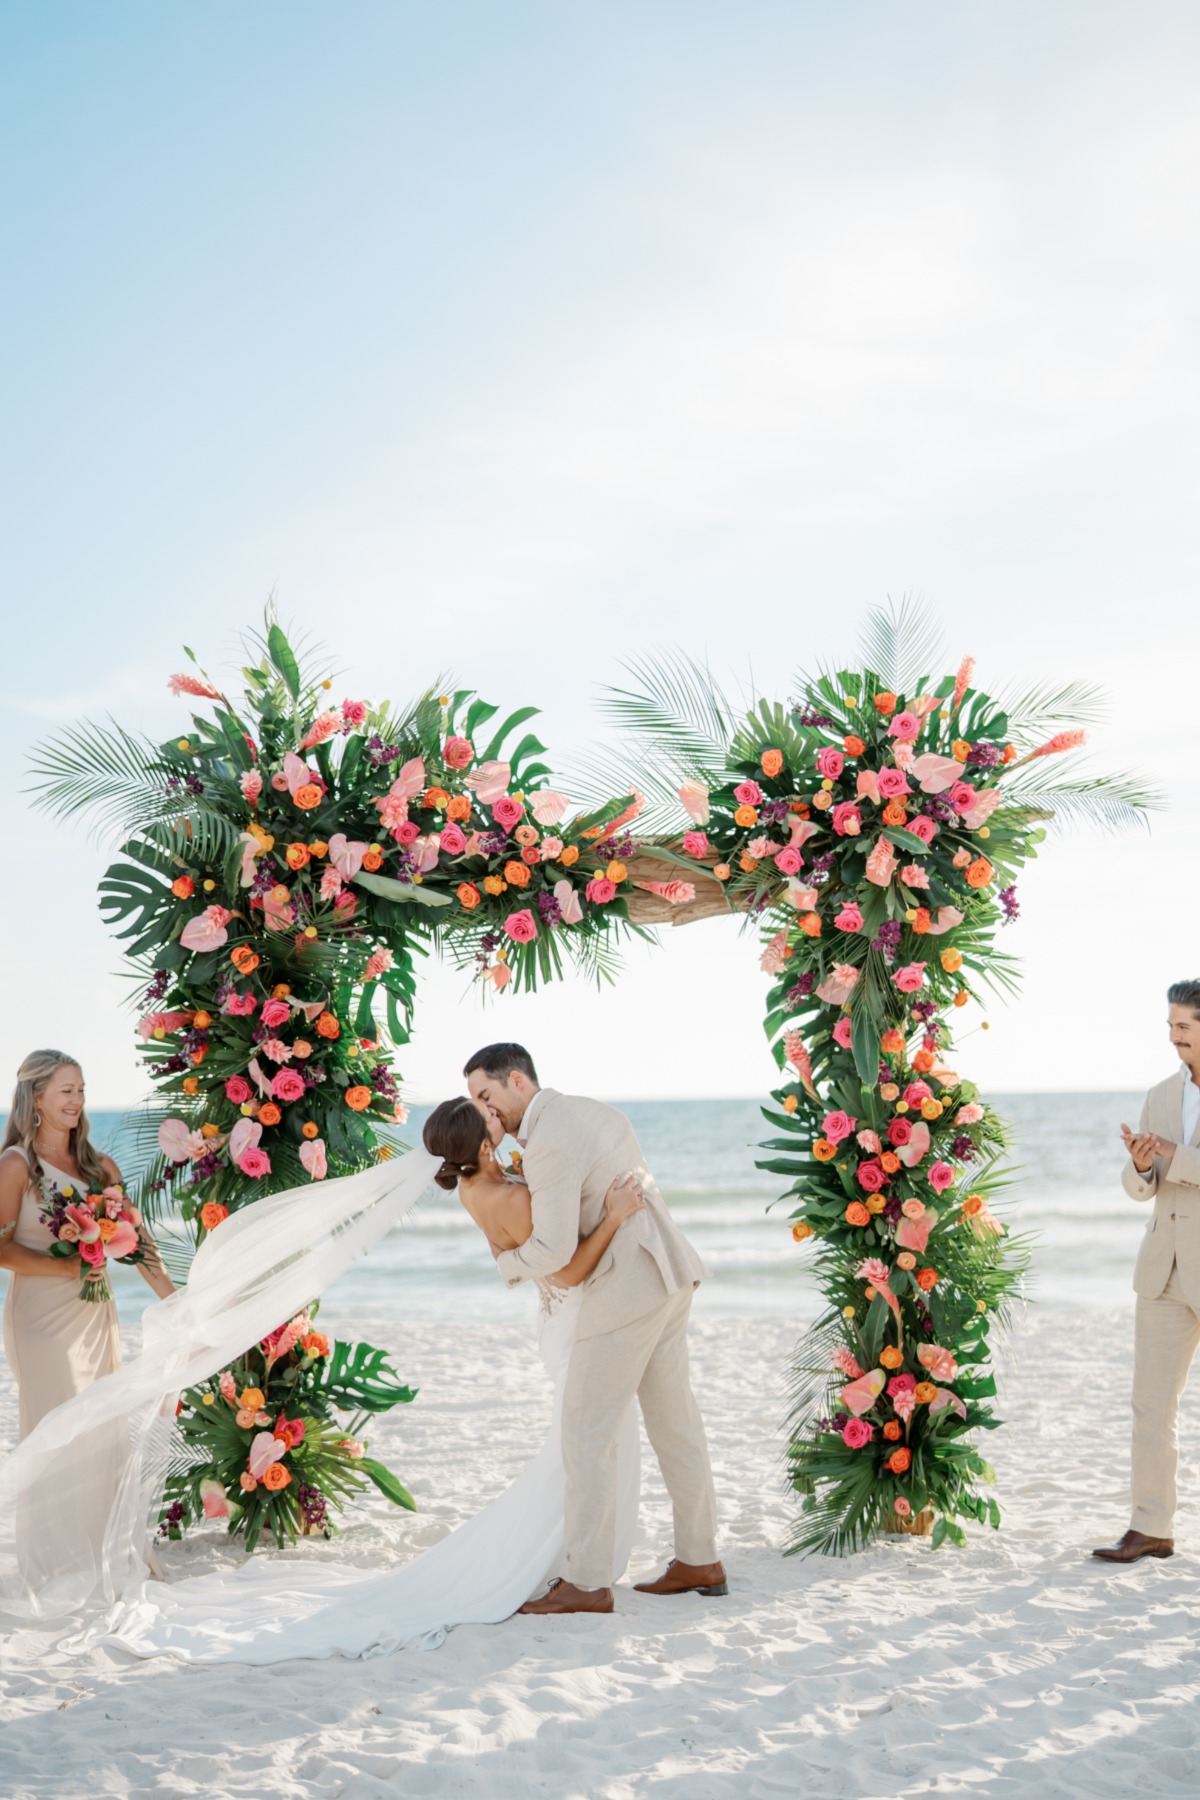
[72,1283,640,1664]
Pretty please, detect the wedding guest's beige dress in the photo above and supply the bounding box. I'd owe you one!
[2,1153,121,1440]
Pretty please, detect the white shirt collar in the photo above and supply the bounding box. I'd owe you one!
[517,1087,549,1147]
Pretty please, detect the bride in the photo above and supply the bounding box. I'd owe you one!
[53,1099,644,1663]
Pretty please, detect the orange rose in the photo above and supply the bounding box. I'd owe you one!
[791,1220,814,1242]
[257,1102,282,1127]
[424,786,450,810]
[844,1201,871,1226]
[286,843,310,870]
[97,1217,117,1242]
[953,989,970,1007]
[874,691,898,717]
[294,783,323,810]
[915,1267,939,1291]
[880,1345,904,1370]
[952,739,971,763]
[446,793,472,823]
[273,983,291,998]
[231,946,259,975]
[457,882,481,909]
[883,1420,902,1441]
[262,1462,291,1491]
[961,1193,985,1216]
[361,846,384,872]
[799,912,822,937]
[882,800,908,826]
[914,1381,937,1405]
[182,1076,200,1095]
[910,907,931,934]
[345,1085,373,1111]
[879,1151,901,1175]
[172,875,195,899]
[812,1138,837,1162]
[504,861,531,888]
[843,735,866,757]
[911,1048,935,1074]
[713,863,731,880]
[733,804,759,828]
[200,1201,229,1231]
[189,1010,210,1030]
[739,855,757,873]
[483,875,507,895]
[880,1029,905,1055]
[940,947,964,973]
[308,839,329,858]
[761,748,784,778]
[316,1012,340,1040]
[966,857,993,889]
[886,1446,912,1474]
[559,844,580,866]
[302,1121,319,1139]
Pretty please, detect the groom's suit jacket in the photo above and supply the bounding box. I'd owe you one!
[1123,1069,1200,1308]
[494,1089,706,1339]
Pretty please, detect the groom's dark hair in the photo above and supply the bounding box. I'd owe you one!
[463,1042,540,1085]
[1168,980,1200,1017]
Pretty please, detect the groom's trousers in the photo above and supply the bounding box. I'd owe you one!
[560,1286,718,1590]
[1131,1262,1200,1538]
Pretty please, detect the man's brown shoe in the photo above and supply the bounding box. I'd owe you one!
[1091,1529,1174,1563]
[633,1558,728,1597]
[517,1579,615,1615]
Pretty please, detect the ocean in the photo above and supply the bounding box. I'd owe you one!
[1,1094,1150,1333]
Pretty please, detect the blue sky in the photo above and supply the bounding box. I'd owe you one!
[2,2,1197,1104]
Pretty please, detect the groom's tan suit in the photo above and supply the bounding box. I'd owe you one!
[1123,1068,1200,1537]
[495,1089,718,1589]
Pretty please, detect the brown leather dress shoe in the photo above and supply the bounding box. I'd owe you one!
[517,1579,615,1615]
[633,1558,729,1596]
[1091,1529,1175,1563]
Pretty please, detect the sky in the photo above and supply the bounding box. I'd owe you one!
[1,1,1197,1109]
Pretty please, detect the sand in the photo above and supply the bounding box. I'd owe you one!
[2,1303,1200,1799]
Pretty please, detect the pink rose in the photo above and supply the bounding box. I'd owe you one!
[224,991,257,1016]
[955,1102,984,1125]
[774,846,803,875]
[272,1068,307,1102]
[928,1161,955,1194]
[392,821,421,847]
[240,769,263,804]
[834,902,863,931]
[79,1239,106,1267]
[904,1081,932,1106]
[894,962,927,993]
[856,1160,887,1193]
[887,1117,912,1147]
[492,795,524,831]
[299,1137,328,1180]
[443,735,473,769]
[585,878,617,904]
[888,1372,917,1397]
[900,863,930,889]
[842,1418,874,1449]
[682,831,710,858]
[504,909,538,943]
[340,699,368,728]
[908,815,937,845]
[876,767,910,799]
[334,891,357,918]
[949,780,977,814]
[856,1129,882,1153]
[225,1075,252,1105]
[822,1110,856,1144]
[439,822,467,856]
[833,1017,853,1048]
[260,999,291,1030]
[238,1147,272,1178]
[733,779,763,807]
[271,770,290,792]
[831,802,862,838]
[887,711,921,742]
[815,748,844,780]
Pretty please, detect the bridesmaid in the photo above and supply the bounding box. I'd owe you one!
[0,1047,174,1439]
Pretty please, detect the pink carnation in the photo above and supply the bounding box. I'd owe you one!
[856,1129,882,1153]
[901,864,930,889]
[733,780,763,806]
[503,909,538,943]
[815,748,844,780]
[834,901,863,931]
[841,1418,874,1449]
[272,1069,307,1102]
[955,1102,984,1125]
[815,963,860,1006]
[238,1148,272,1178]
[894,962,927,993]
[682,831,710,859]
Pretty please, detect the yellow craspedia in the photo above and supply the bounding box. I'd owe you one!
[203,878,216,892]
[178,738,191,752]
[201,1393,215,1406]
[153,1026,165,1041]
[240,1102,256,1116]
[438,694,450,707]
[347,1043,360,1058]
[821,778,834,792]
[304,924,318,938]
[321,678,332,689]
[842,1305,856,1319]
[977,1299,988,1313]
[895,1100,910,1114]
[977,827,990,839]
[981,1021,990,1031]
[843,693,856,707]
[905,908,917,922]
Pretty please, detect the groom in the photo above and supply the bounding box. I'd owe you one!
[465,1042,725,1614]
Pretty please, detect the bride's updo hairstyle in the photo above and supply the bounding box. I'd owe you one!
[423,1098,488,1191]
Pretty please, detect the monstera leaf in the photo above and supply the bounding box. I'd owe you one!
[306,1339,418,1415]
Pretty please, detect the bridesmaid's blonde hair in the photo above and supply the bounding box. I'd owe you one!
[2,1049,111,1194]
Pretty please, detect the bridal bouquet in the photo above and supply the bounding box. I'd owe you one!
[39,1179,146,1304]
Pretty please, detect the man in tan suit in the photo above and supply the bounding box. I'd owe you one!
[465,1042,725,1614]
[1093,982,1200,1564]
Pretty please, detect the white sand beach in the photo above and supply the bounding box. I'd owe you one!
[3,1302,1199,1799]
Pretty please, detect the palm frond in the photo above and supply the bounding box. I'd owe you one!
[598,653,736,782]
[26,718,172,844]
[854,595,946,694]
[989,678,1109,735]
[1000,759,1161,833]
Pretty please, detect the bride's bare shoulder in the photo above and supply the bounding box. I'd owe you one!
[459,1173,531,1248]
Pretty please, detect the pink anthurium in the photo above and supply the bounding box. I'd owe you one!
[897,1120,931,1167]
[465,760,511,807]
[328,833,367,879]
[64,1204,101,1243]
[228,1118,263,1165]
[105,1218,140,1260]
[840,1367,886,1417]
[247,1432,288,1481]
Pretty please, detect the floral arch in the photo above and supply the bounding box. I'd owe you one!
[30,606,1151,1553]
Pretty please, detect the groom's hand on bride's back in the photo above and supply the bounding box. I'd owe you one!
[604,1173,645,1225]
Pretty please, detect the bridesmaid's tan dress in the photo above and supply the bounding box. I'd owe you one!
[2,1153,121,1440]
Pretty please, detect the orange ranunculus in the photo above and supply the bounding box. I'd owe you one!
[911,1048,935,1074]
[182,1076,200,1095]
[882,800,908,827]
[301,1121,319,1139]
[915,1267,939,1291]
[423,786,450,810]
[874,691,898,717]
[361,845,384,872]
[812,791,832,811]
[559,844,580,866]
[200,1201,229,1231]
[713,863,731,880]
[733,804,759,828]
[522,846,541,865]
[886,1446,912,1474]
[896,1251,916,1270]
[883,1420,902,1442]
[739,854,757,873]
[962,1193,985,1216]
[799,912,822,937]
[966,857,993,889]
[457,882,482,909]
[294,783,323,810]
[239,1387,265,1412]
[880,1029,905,1055]
[953,989,970,1007]
[483,875,507,895]
[761,748,784,778]
[920,1097,943,1120]
[239,1472,258,1493]
[272,982,291,998]
[345,1086,373,1111]
[316,1012,340,1040]
[791,1220,814,1243]
[845,1201,871,1226]
[262,1462,291,1491]
[844,735,866,757]
[172,875,195,899]
[940,946,964,973]
[231,946,260,975]
[783,1094,799,1114]
[445,793,472,823]
[952,739,971,763]
[880,1345,904,1370]
[257,1103,282,1127]
[286,842,310,870]
[504,860,531,888]
[914,1381,938,1405]
[812,1138,837,1162]
[248,823,273,850]
[910,907,931,934]
[879,1151,901,1175]
[300,1331,329,1357]
[308,839,329,857]
[880,1082,900,1101]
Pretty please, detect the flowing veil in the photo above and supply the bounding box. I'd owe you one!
[0,1146,440,1624]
